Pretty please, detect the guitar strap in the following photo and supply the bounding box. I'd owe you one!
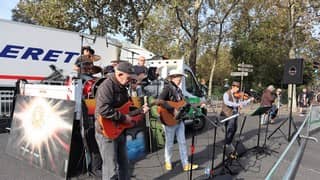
[167,81,184,102]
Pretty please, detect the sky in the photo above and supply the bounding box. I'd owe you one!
[0,0,19,20]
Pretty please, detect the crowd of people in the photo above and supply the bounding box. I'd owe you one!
[74,46,203,180]
[73,45,314,180]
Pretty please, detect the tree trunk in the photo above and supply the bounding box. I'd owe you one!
[208,57,217,98]
[189,38,198,74]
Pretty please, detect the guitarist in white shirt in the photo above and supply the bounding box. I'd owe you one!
[158,69,199,172]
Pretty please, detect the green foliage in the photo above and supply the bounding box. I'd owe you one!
[12,0,78,31]
[10,0,320,90]
[197,48,232,86]
[142,4,185,59]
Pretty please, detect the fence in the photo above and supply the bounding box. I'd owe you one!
[265,105,319,179]
[0,89,15,129]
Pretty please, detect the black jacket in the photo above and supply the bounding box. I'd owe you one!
[158,81,184,112]
[95,74,129,122]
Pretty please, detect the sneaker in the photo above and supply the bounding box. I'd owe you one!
[225,144,238,159]
[226,144,235,152]
[165,162,172,170]
[183,163,199,171]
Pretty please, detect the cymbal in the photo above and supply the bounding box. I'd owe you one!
[91,65,102,74]
[111,59,127,63]
[77,54,101,62]
[91,54,101,62]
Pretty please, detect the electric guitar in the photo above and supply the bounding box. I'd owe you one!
[157,100,189,126]
[97,101,143,139]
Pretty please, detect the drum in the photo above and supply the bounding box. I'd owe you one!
[83,78,106,98]
[83,79,96,98]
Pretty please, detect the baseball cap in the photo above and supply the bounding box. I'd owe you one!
[116,61,135,74]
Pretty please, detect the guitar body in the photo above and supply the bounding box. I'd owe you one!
[98,101,143,139]
[158,100,187,126]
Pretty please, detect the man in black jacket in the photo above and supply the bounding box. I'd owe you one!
[95,61,149,180]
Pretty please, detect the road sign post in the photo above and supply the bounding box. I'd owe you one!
[230,72,248,76]
[235,62,254,92]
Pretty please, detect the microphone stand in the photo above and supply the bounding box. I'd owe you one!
[213,113,240,177]
[105,41,140,64]
[189,107,219,180]
[189,111,196,180]
[78,32,97,176]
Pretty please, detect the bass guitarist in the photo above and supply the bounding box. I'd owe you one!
[95,61,149,180]
[158,69,198,172]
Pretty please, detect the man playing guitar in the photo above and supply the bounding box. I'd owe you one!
[158,69,198,172]
[95,61,149,180]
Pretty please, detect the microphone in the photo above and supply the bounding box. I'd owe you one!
[49,64,57,71]
[105,36,108,47]
[93,35,97,43]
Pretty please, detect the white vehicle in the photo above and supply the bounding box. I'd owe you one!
[0,19,206,130]
[0,19,122,88]
[147,58,204,99]
[145,58,207,130]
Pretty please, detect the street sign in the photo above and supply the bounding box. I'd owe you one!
[230,72,248,76]
[238,67,253,72]
[238,63,253,68]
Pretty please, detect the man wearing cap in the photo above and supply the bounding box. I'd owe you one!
[95,61,149,180]
[103,60,125,75]
[220,81,253,153]
[261,85,277,124]
[158,69,198,172]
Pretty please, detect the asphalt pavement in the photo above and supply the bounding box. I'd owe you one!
[1,104,320,180]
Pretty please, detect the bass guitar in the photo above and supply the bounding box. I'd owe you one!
[97,101,143,139]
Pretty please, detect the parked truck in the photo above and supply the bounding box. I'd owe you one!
[0,19,153,119]
[0,19,207,130]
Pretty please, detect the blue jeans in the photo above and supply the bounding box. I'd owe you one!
[163,121,189,167]
[95,132,129,180]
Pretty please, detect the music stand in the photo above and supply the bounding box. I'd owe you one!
[212,114,240,177]
[249,106,274,158]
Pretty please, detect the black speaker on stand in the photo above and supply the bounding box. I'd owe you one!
[282,58,304,84]
[268,58,303,142]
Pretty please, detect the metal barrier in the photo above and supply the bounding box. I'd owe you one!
[0,89,15,129]
[265,105,319,179]
[0,90,15,118]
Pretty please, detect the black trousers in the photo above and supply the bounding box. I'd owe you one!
[82,101,102,173]
[221,115,238,145]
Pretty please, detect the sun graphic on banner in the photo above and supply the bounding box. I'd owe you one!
[14,97,73,170]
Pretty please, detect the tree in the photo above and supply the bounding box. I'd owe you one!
[206,0,241,98]
[12,0,158,44]
[114,0,159,45]
[142,4,185,58]
[12,0,78,31]
[197,48,232,91]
